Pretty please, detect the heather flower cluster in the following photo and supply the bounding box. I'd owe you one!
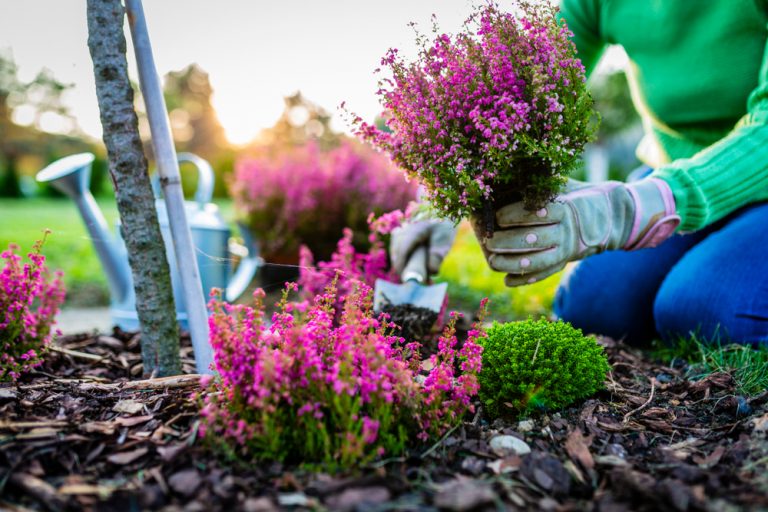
[353,1,595,221]
[299,227,393,315]
[231,138,418,263]
[298,208,413,314]
[1,236,66,382]
[199,282,486,467]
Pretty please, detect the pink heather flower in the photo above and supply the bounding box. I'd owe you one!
[1,236,66,382]
[349,1,595,221]
[298,213,398,316]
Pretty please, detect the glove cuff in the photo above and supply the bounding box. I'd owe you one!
[623,178,681,250]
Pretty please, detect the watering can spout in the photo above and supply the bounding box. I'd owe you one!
[36,153,131,303]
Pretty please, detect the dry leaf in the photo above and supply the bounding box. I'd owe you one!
[564,429,595,471]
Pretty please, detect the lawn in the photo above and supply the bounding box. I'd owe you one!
[0,198,236,307]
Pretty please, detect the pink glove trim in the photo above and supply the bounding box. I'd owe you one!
[652,177,677,214]
[624,178,681,250]
[625,184,644,249]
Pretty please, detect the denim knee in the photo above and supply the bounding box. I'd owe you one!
[653,272,764,344]
[554,262,658,344]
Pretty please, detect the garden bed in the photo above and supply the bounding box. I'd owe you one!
[1,329,768,511]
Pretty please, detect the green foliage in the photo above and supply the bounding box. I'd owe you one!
[652,336,768,396]
[590,70,641,139]
[478,318,610,417]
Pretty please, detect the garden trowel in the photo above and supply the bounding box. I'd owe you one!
[373,246,448,314]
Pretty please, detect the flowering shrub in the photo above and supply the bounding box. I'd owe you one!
[232,138,417,263]
[1,236,66,382]
[199,282,485,467]
[353,1,595,222]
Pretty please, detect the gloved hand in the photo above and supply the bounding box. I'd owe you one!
[390,218,457,279]
[480,177,680,286]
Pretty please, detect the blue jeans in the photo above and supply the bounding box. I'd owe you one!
[554,201,768,345]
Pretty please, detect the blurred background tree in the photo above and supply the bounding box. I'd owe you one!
[133,64,234,198]
[243,91,342,157]
[0,50,103,198]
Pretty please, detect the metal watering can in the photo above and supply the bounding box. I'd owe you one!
[36,152,261,331]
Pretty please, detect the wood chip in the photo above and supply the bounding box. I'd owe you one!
[107,446,149,465]
[113,399,144,415]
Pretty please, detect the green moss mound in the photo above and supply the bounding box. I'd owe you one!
[478,318,610,417]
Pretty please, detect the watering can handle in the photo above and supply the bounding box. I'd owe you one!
[151,152,214,207]
[225,221,263,302]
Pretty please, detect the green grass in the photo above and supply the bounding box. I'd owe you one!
[0,198,117,306]
[0,197,236,307]
[436,221,560,321]
[652,336,768,396]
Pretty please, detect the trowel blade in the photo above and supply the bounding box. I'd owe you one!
[373,279,448,313]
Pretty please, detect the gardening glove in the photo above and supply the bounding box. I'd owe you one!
[481,177,680,287]
[390,218,457,280]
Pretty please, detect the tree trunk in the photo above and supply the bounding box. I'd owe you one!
[86,0,181,377]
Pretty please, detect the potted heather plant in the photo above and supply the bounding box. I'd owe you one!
[354,1,596,234]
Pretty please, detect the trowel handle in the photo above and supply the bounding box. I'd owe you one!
[401,246,428,284]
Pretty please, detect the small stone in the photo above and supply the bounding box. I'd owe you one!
[460,456,487,476]
[736,396,752,417]
[277,493,308,507]
[517,419,535,433]
[243,497,277,512]
[434,478,496,511]
[490,435,531,457]
[0,387,18,401]
[168,470,202,498]
[606,443,628,459]
[325,486,391,512]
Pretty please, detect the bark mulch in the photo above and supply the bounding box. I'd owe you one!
[1,331,768,511]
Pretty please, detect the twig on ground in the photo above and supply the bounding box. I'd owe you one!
[122,374,201,390]
[50,345,104,362]
[623,377,656,424]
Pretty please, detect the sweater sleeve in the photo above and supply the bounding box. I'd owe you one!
[558,0,606,77]
[650,27,768,231]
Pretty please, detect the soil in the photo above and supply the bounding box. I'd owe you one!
[2,330,768,511]
[380,303,440,342]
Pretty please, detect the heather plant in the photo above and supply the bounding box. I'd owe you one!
[478,318,609,417]
[231,138,417,263]
[1,235,66,382]
[199,282,485,467]
[353,1,595,224]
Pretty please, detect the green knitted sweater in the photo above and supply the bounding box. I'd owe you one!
[560,0,768,231]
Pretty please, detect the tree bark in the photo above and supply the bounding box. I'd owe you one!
[86,0,181,377]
